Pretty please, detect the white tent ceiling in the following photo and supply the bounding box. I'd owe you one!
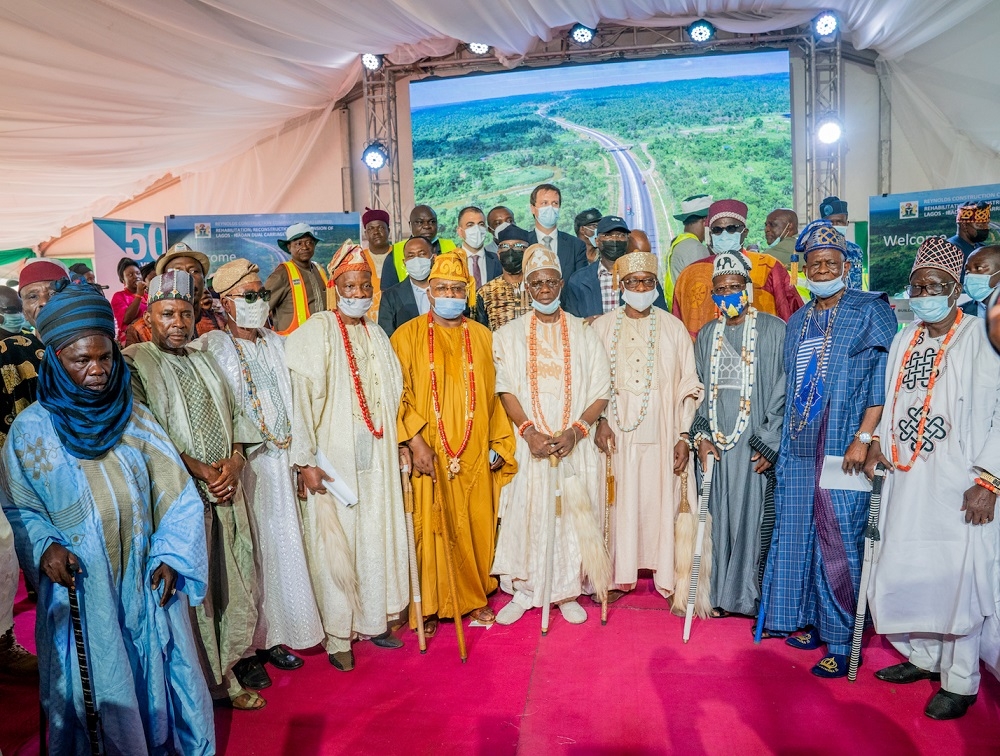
[1,0,996,249]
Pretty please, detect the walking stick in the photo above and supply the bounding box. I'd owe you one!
[541,449,561,636]
[683,454,714,643]
[848,464,887,682]
[602,452,615,626]
[401,467,426,654]
[67,564,102,756]
[432,467,467,663]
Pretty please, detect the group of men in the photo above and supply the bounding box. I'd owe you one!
[1,185,999,754]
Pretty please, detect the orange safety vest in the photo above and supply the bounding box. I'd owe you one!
[276,260,328,336]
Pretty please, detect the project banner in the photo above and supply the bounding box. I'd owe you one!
[165,212,361,281]
[868,184,1000,296]
[93,218,166,299]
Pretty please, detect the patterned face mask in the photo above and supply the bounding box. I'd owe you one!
[712,290,748,318]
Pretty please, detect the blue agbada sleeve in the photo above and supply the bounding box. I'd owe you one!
[852,295,896,408]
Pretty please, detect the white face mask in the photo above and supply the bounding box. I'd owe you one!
[531,297,561,315]
[404,256,432,281]
[537,205,560,229]
[463,224,488,250]
[712,231,743,254]
[622,288,658,312]
[833,225,849,238]
[231,297,269,329]
[338,297,372,318]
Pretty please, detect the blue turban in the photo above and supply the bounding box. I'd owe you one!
[35,280,133,459]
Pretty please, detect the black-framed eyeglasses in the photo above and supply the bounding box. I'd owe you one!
[498,242,529,252]
[710,224,745,235]
[226,289,271,303]
[712,284,746,295]
[526,278,562,292]
[907,282,955,297]
[622,276,658,292]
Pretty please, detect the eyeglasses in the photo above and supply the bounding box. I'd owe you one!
[712,284,746,295]
[622,276,658,292]
[525,278,562,292]
[430,283,467,297]
[226,289,271,303]
[497,243,528,253]
[907,282,955,297]
[710,225,745,235]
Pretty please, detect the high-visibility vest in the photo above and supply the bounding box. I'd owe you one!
[391,238,457,282]
[276,261,328,336]
[664,233,699,308]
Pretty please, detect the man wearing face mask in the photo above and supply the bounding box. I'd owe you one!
[818,197,864,290]
[764,208,799,269]
[758,221,896,680]
[457,206,502,290]
[475,225,532,331]
[526,183,588,278]
[380,205,458,290]
[591,252,703,602]
[673,200,803,340]
[864,236,1000,720]
[391,252,516,636]
[378,237,434,338]
[575,208,603,264]
[285,246,410,672]
[948,201,992,270]
[193,259,323,686]
[492,244,611,627]
[564,215,667,322]
[0,286,26,338]
[961,245,1000,317]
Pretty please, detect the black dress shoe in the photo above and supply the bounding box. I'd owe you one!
[874,661,941,684]
[233,656,272,690]
[925,690,977,720]
[370,631,403,649]
[259,645,304,670]
[329,650,355,672]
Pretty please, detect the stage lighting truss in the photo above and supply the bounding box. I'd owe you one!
[569,24,596,46]
[362,142,389,171]
[816,116,843,145]
[687,20,715,44]
[361,53,384,71]
[812,12,839,39]
[467,42,491,56]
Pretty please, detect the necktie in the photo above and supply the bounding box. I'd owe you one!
[471,254,482,289]
[542,235,553,250]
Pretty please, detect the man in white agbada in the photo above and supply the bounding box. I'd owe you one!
[492,243,612,626]
[591,252,703,598]
[865,236,1000,721]
[193,259,324,685]
[285,245,409,672]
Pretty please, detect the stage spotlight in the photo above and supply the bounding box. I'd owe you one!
[467,42,491,56]
[569,24,596,45]
[687,20,715,44]
[362,142,388,171]
[812,12,839,38]
[816,117,843,145]
[361,53,383,71]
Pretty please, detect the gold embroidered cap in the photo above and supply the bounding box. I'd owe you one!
[523,243,561,279]
[429,251,476,306]
[211,258,260,295]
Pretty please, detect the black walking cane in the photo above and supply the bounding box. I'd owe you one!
[68,564,103,755]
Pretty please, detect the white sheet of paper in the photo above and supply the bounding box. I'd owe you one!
[819,455,873,492]
[315,449,359,507]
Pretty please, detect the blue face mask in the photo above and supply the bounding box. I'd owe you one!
[432,296,466,320]
[712,230,743,254]
[711,290,748,318]
[909,295,954,324]
[805,275,846,299]
[531,297,561,315]
[964,273,997,303]
[537,205,559,229]
[1,312,25,332]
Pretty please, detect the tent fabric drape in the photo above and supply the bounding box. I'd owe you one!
[0,1,995,249]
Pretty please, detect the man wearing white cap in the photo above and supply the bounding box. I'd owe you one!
[666,194,713,306]
[492,244,612,627]
[264,223,330,335]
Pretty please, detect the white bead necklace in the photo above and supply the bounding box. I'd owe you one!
[609,307,657,433]
[707,307,757,450]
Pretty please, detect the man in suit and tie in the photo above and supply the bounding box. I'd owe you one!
[378,237,434,337]
[526,183,589,279]
[564,215,667,322]
[457,206,503,290]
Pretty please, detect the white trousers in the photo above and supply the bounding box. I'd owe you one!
[0,508,18,634]
[888,622,985,696]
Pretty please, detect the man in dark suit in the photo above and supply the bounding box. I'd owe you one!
[378,237,433,337]
[457,206,503,289]
[526,183,588,279]
[564,215,667,321]
[960,245,1000,318]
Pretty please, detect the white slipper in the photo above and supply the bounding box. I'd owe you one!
[557,600,587,624]
[495,600,527,625]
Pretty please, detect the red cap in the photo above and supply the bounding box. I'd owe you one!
[362,207,390,227]
[708,199,749,227]
[19,258,70,289]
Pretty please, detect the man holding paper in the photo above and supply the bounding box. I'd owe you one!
[285,245,410,672]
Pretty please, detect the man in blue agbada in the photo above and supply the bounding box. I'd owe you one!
[759,221,896,678]
[0,281,215,754]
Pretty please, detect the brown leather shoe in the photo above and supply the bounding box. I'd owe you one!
[0,629,37,676]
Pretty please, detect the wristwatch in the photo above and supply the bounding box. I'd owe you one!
[855,431,873,445]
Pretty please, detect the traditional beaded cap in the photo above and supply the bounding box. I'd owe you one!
[328,242,371,282]
[912,236,964,283]
[708,199,748,227]
[795,219,846,257]
[429,251,476,306]
[148,269,195,304]
[956,202,990,224]
[614,251,657,278]
[523,244,561,277]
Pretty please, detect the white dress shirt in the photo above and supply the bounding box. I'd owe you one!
[535,225,560,259]
[410,280,430,315]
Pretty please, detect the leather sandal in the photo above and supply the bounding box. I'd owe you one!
[229,690,267,711]
[467,606,496,624]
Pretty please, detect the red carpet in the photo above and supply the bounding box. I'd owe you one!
[2,574,999,755]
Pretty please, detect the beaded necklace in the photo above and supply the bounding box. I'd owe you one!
[334,311,383,439]
[707,308,757,450]
[788,301,840,439]
[609,307,657,433]
[230,333,292,449]
[427,313,476,478]
[528,310,572,435]
[890,311,963,471]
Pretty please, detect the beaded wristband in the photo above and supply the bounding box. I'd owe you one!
[979,470,1000,488]
[975,477,999,495]
[572,421,590,438]
[518,420,535,438]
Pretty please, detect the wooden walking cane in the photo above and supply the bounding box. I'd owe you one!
[683,454,714,643]
[432,465,467,662]
[602,452,615,626]
[541,445,561,636]
[401,466,427,654]
[849,464,887,682]
[68,564,103,756]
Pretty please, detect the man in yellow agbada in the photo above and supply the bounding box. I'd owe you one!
[391,252,517,636]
